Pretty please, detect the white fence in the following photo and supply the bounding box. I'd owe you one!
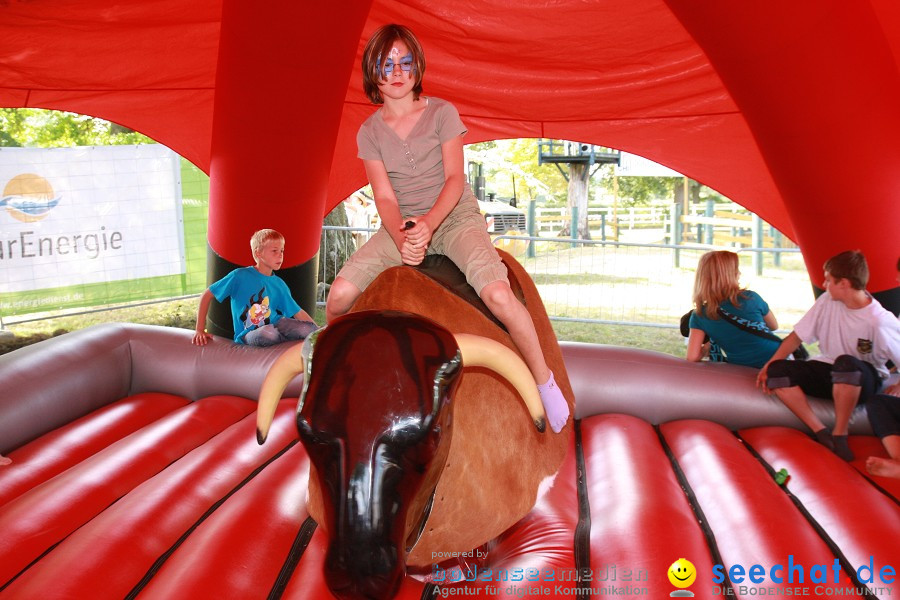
[531,206,667,235]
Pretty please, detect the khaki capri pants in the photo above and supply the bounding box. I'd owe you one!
[336,196,509,295]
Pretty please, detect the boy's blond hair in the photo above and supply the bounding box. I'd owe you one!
[824,250,868,290]
[250,229,284,258]
[692,250,744,319]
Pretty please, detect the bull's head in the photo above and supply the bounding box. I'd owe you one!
[256,310,546,599]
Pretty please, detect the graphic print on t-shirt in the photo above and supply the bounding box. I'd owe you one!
[238,286,285,333]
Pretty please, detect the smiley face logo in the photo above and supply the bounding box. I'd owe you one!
[668,558,696,588]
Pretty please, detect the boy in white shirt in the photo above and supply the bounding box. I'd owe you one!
[758,251,900,461]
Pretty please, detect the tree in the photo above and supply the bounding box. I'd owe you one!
[0,108,153,147]
[601,174,677,208]
[465,139,568,204]
[673,178,701,207]
[318,202,353,288]
[563,162,592,239]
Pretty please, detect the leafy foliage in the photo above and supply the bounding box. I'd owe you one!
[466,138,569,205]
[606,175,678,207]
[318,203,354,286]
[465,138,707,209]
[0,108,153,147]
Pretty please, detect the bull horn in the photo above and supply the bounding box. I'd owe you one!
[257,343,305,444]
[454,333,547,433]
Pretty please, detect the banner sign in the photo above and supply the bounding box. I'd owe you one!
[0,145,184,297]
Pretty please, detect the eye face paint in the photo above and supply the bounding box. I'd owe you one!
[382,51,414,77]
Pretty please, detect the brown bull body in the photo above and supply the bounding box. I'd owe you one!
[289,250,573,597]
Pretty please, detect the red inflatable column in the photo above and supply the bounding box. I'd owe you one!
[205,1,372,337]
[665,0,900,314]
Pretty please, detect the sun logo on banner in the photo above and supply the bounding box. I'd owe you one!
[1,173,62,223]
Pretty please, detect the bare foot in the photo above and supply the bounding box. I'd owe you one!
[0,454,11,466]
[866,456,900,479]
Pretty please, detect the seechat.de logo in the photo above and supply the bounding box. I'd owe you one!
[669,558,697,597]
[1,173,62,223]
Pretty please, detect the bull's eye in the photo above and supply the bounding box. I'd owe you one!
[381,416,429,446]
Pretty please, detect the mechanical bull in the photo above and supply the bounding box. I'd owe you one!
[255,251,574,599]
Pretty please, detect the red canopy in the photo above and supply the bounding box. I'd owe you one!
[1,0,898,296]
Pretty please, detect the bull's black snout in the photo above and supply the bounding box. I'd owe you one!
[324,538,403,600]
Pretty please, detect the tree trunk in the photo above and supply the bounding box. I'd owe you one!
[318,202,353,287]
[565,163,591,240]
[673,177,702,243]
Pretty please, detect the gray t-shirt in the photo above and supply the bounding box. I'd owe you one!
[357,97,476,216]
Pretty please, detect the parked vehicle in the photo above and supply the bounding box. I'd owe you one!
[477,198,529,256]
[478,198,526,234]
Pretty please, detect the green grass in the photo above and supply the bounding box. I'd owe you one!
[0,297,202,354]
[550,320,685,355]
[532,273,650,286]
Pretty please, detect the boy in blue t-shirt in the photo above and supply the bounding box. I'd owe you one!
[192,229,317,347]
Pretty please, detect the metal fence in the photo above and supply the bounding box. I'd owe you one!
[320,226,811,332]
[532,205,668,234]
[4,225,809,334]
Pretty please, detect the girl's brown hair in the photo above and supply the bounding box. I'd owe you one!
[692,251,744,319]
[361,24,425,105]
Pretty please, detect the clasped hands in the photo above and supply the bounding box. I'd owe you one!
[400,217,433,265]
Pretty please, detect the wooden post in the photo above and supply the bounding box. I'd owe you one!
[612,173,620,241]
[570,205,579,248]
[774,229,782,267]
[752,213,763,275]
[527,200,536,259]
[673,202,682,268]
